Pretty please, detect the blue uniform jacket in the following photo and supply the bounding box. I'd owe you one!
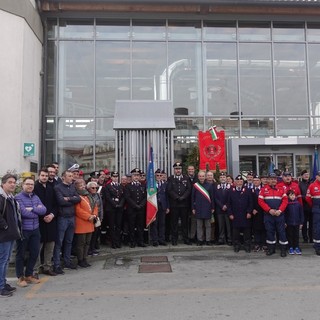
[285,200,304,226]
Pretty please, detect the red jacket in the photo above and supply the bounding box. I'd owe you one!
[306,180,320,209]
[258,184,288,213]
[277,181,302,205]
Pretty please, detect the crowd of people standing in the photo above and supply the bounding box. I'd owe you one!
[0,160,319,298]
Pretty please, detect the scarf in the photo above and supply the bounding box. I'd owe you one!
[77,189,96,211]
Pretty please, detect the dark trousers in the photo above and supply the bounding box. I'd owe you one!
[313,213,320,251]
[286,225,300,248]
[16,228,41,278]
[265,214,288,246]
[108,208,123,246]
[217,213,232,243]
[253,229,266,247]
[233,227,251,248]
[302,208,312,241]
[76,233,92,262]
[128,208,145,245]
[150,205,166,242]
[171,207,188,243]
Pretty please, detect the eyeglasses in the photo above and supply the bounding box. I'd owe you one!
[156,174,162,176]
[90,187,98,190]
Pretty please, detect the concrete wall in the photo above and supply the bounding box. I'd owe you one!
[0,4,43,176]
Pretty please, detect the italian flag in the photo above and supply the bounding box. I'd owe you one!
[146,146,158,227]
[209,125,218,141]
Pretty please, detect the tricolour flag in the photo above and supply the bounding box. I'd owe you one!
[312,148,318,181]
[209,126,218,141]
[146,146,158,227]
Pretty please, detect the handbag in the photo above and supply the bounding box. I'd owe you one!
[94,216,101,228]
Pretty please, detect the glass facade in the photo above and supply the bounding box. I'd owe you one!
[44,19,320,171]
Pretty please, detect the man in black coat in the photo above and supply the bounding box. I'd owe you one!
[33,168,58,276]
[124,168,147,248]
[104,171,125,249]
[166,162,192,245]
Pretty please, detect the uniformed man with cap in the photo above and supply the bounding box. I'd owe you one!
[68,164,80,182]
[258,172,288,257]
[166,162,192,245]
[150,169,169,246]
[124,168,147,248]
[104,171,125,249]
[227,175,253,252]
[214,172,232,245]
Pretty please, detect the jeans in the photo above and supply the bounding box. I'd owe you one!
[0,241,14,290]
[53,217,75,267]
[16,228,41,278]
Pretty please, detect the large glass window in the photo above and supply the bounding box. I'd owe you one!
[46,41,57,115]
[168,42,203,115]
[272,22,305,42]
[273,43,308,115]
[96,19,130,40]
[238,21,271,41]
[58,41,94,116]
[132,20,166,40]
[239,43,273,115]
[203,21,236,41]
[132,42,167,100]
[96,42,130,116]
[308,44,320,117]
[205,43,238,116]
[59,19,94,39]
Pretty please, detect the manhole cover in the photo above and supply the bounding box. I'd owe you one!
[141,256,168,263]
[139,263,172,273]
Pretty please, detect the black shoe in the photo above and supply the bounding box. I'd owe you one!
[303,238,308,243]
[4,283,16,293]
[116,243,122,248]
[78,261,88,268]
[184,240,192,245]
[217,241,225,245]
[0,289,13,298]
[111,244,117,249]
[227,242,233,246]
[54,267,65,275]
[244,247,251,253]
[266,250,275,256]
[130,242,136,248]
[205,241,212,246]
[42,269,57,276]
[158,241,167,246]
[153,241,159,247]
[197,241,203,246]
[280,251,287,258]
[234,247,240,253]
[83,260,91,267]
[171,240,177,246]
[64,262,77,270]
[138,243,146,247]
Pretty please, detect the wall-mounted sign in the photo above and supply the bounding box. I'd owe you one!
[24,143,35,157]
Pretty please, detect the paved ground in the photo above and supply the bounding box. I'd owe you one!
[3,243,320,320]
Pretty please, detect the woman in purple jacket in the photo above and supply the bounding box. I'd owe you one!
[15,177,46,287]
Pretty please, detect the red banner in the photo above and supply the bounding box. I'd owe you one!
[198,129,226,171]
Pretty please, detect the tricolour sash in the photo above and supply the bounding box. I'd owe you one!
[194,182,211,203]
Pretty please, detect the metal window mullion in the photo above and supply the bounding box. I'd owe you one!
[236,20,242,137]
[305,21,312,137]
[93,18,97,170]
[271,21,277,137]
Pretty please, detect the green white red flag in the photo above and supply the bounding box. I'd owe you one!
[146,146,158,227]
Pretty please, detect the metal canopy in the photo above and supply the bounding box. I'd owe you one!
[113,100,175,130]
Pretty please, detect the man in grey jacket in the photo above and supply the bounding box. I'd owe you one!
[53,170,80,274]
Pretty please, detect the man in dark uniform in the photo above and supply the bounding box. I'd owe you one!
[150,169,169,246]
[166,162,192,245]
[104,172,125,249]
[187,165,198,243]
[299,169,312,243]
[227,175,253,252]
[214,172,232,245]
[124,168,147,248]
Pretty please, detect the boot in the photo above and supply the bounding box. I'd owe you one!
[280,245,287,257]
[266,244,275,256]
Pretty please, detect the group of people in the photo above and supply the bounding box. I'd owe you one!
[0,160,319,298]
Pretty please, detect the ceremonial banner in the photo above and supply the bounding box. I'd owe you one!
[198,126,226,171]
[146,146,158,227]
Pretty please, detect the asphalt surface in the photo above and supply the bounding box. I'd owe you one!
[3,242,320,320]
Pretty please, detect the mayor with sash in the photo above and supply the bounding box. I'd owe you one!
[191,170,215,246]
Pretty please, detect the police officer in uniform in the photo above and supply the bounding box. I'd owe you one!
[124,168,147,248]
[258,173,288,257]
[104,172,125,249]
[227,175,253,252]
[306,171,320,255]
[166,162,192,245]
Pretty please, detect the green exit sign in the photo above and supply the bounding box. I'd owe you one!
[24,143,35,157]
